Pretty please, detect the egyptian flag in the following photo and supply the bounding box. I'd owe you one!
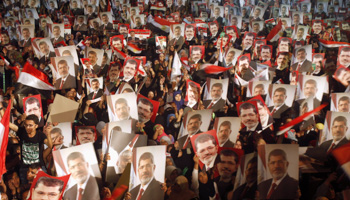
[332,142,350,179]
[15,62,54,96]
[147,15,178,33]
[318,39,350,48]
[0,100,11,178]
[127,43,142,54]
[266,19,283,42]
[200,64,231,75]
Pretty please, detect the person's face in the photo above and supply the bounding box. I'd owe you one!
[53,28,61,37]
[102,15,108,23]
[87,6,93,13]
[196,140,218,165]
[293,15,300,24]
[185,27,194,38]
[138,158,155,186]
[22,30,30,39]
[302,5,307,12]
[253,24,260,32]
[297,29,304,38]
[10,172,20,188]
[77,129,95,143]
[138,101,152,122]
[175,93,181,102]
[268,155,288,181]
[277,54,288,66]
[243,36,254,47]
[191,50,202,62]
[27,167,38,181]
[187,85,199,102]
[313,23,322,34]
[238,59,249,74]
[32,183,61,200]
[245,161,257,183]
[88,53,97,65]
[231,18,237,25]
[338,70,350,86]
[214,8,220,16]
[124,62,136,78]
[224,7,229,15]
[338,100,350,112]
[218,125,231,144]
[339,50,350,66]
[318,4,324,12]
[332,120,348,141]
[51,132,64,146]
[28,11,34,18]
[24,120,38,134]
[135,18,141,25]
[210,24,218,34]
[187,118,202,135]
[296,50,307,61]
[261,49,271,60]
[254,9,260,17]
[115,102,130,120]
[273,91,287,107]
[282,7,286,13]
[211,86,223,101]
[72,2,77,8]
[257,103,268,121]
[303,83,317,98]
[279,41,289,52]
[91,81,99,90]
[174,27,181,37]
[242,8,247,15]
[217,155,237,178]
[40,43,50,55]
[117,152,132,173]
[109,66,119,81]
[68,157,89,184]
[26,102,41,118]
[119,27,128,35]
[58,63,69,77]
[225,52,235,64]
[30,0,36,6]
[240,108,258,129]
[254,87,264,96]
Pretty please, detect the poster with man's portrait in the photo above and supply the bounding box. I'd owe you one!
[86,47,104,72]
[28,170,70,200]
[250,21,264,33]
[236,101,262,132]
[293,25,308,41]
[337,46,350,68]
[73,15,88,31]
[52,122,73,148]
[33,38,55,60]
[131,14,145,29]
[127,7,140,19]
[334,66,350,87]
[129,145,166,199]
[246,80,270,98]
[296,75,327,102]
[156,36,167,54]
[179,109,213,139]
[279,4,290,17]
[225,48,241,66]
[107,92,139,122]
[22,18,35,25]
[51,56,76,90]
[106,133,147,183]
[213,117,241,148]
[190,130,219,169]
[137,94,160,123]
[320,111,350,144]
[119,57,141,82]
[74,126,97,145]
[20,24,35,40]
[300,2,311,13]
[185,80,201,109]
[330,93,350,112]
[50,24,64,42]
[23,94,43,119]
[204,78,229,101]
[267,84,296,108]
[52,142,102,199]
[56,45,80,66]
[28,0,40,8]
[257,144,299,199]
[233,152,256,192]
[169,24,185,40]
[26,8,39,19]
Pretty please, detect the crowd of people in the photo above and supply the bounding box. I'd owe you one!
[0,0,350,199]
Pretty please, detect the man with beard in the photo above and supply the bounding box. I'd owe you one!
[74,16,88,31]
[236,55,255,81]
[38,41,55,64]
[336,67,350,87]
[217,121,234,147]
[88,79,103,100]
[232,156,257,200]
[53,59,76,89]
[203,83,226,112]
[88,51,101,74]
[253,84,265,96]
[291,48,312,73]
[312,20,323,35]
[128,152,164,200]
[209,22,219,42]
[25,97,44,127]
[319,116,349,152]
[338,96,350,113]
[268,87,291,119]
[119,24,129,38]
[186,81,200,108]
[178,114,203,149]
[241,32,255,53]
[133,16,143,29]
[76,126,96,144]
[31,177,64,200]
[99,13,113,31]
[51,26,64,44]
[273,52,290,84]
[299,79,321,108]
[64,152,100,200]
[190,46,203,65]
[255,100,273,129]
[184,25,196,45]
[224,50,235,67]
[258,149,298,199]
[114,98,134,121]
[215,149,238,200]
[294,28,305,41]
[278,38,290,53]
[260,45,271,61]
[194,133,218,170]
[211,7,224,27]
[137,98,155,139]
[169,26,184,52]
[239,102,261,132]
[338,47,350,68]
[106,64,121,92]
[122,58,137,82]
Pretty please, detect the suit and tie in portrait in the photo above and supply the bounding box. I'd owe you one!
[64,175,100,200]
[88,89,103,100]
[54,74,76,90]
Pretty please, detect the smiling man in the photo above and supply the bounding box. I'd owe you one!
[64,152,100,200]
[258,149,298,199]
[123,58,137,82]
[239,102,260,132]
[217,121,234,147]
[194,133,218,170]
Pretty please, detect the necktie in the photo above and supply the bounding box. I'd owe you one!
[297,63,302,71]
[266,183,277,199]
[327,143,336,154]
[207,102,214,109]
[271,108,277,114]
[137,188,144,200]
[182,136,191,149]
[60,80,64,89]
[78,188,83,200]
[92,92,97,99]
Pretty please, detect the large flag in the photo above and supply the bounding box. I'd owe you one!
[17,62,55,90]
[147,15,178,33]
[318,39,350,48]
[332,142,350,179]
[266,19,283,42]
[0,100,11,178]
[127,43,142,54]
